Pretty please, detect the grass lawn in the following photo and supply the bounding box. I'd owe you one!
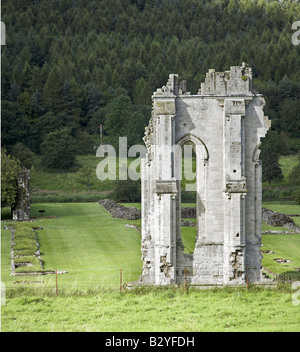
[261,234,300,277]
[1,202,300,332]
[1,286,299,332]
[1,203,142,291]
[262,203,300,216]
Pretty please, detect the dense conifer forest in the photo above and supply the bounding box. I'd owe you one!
[1,0,300,171]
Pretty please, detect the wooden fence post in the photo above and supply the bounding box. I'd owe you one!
[120,269,123,292]
[56,269,58,296]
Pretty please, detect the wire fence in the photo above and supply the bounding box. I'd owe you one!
[1,268,143,295]
[2,265,300,296]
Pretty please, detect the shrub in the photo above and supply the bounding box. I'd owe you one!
[11,143,36,169]
[40,129,76,171]
[113,179,141,202]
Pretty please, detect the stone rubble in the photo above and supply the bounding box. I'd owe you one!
[262,207,300,232]
[98,199,141,220]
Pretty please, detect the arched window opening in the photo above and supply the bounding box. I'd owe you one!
[181,143,197,254]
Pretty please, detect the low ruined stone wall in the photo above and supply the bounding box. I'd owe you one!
[99,200,198,224]
[262,207,300,232]
[181,207,196,219]
[98,199,141,220]
[100,201,300,234]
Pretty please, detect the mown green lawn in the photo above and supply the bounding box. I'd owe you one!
[263,203,300,216]
[2,203,142,291]
[261,234,300,278]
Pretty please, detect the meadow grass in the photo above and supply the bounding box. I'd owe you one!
[1,286,299,332]
[28,154,300,203]
[262,155,300,202]
[30,155,140,202]
[279,155,299,185]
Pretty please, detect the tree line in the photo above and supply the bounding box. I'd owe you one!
[1,0,300,173]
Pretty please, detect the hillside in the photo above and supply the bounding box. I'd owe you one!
[1,0,300,167]
[24,153,299,203]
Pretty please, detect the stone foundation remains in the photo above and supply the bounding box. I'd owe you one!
[98,199,141,220]
[262,208,300,232]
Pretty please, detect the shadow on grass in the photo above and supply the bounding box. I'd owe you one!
[278,270,300,282]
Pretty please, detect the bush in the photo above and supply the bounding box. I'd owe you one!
[40,129,76,171]
[75,131,95,155]
[11,143,36,169]
[1,149,21,208]
[292,190,300,205]
[113,179,141,202]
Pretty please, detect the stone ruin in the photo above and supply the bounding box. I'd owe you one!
[98,199,141,220]
[12,169,31,221]
[262,208,300,232]
[140,64,271,286]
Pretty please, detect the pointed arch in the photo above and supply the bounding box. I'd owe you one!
[176,134,209,162]
[174,133,209,256]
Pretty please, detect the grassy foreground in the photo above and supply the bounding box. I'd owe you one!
[1,286,299,332]
[1,202,300,332]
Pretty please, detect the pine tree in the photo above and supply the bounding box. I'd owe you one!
[31,90,45,120]
[43,65,64,114]
[21,61,32,90]
[8,81,21,102]
[261,145,283,188]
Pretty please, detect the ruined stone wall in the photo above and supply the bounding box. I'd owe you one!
[12,169,31,221]
[140,64,270,286]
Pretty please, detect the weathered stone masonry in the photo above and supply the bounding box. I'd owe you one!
[140,64,271,286]
[12,168,31,221]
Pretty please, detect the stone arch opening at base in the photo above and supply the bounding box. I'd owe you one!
[175,135,209,256]
[180,143,197,254]
[174,134,209,282]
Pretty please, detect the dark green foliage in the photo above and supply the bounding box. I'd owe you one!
[1,149,21,207]
[261,145,284,188]
[1,0,300,165]
[113,179,141,202]
[289,154,300,186]
[75,130,95,155]
[260,130,285,188]
[1,101,31,151]
[11,143,36,169]
[104,95,148,149]
[40,129,76,171]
